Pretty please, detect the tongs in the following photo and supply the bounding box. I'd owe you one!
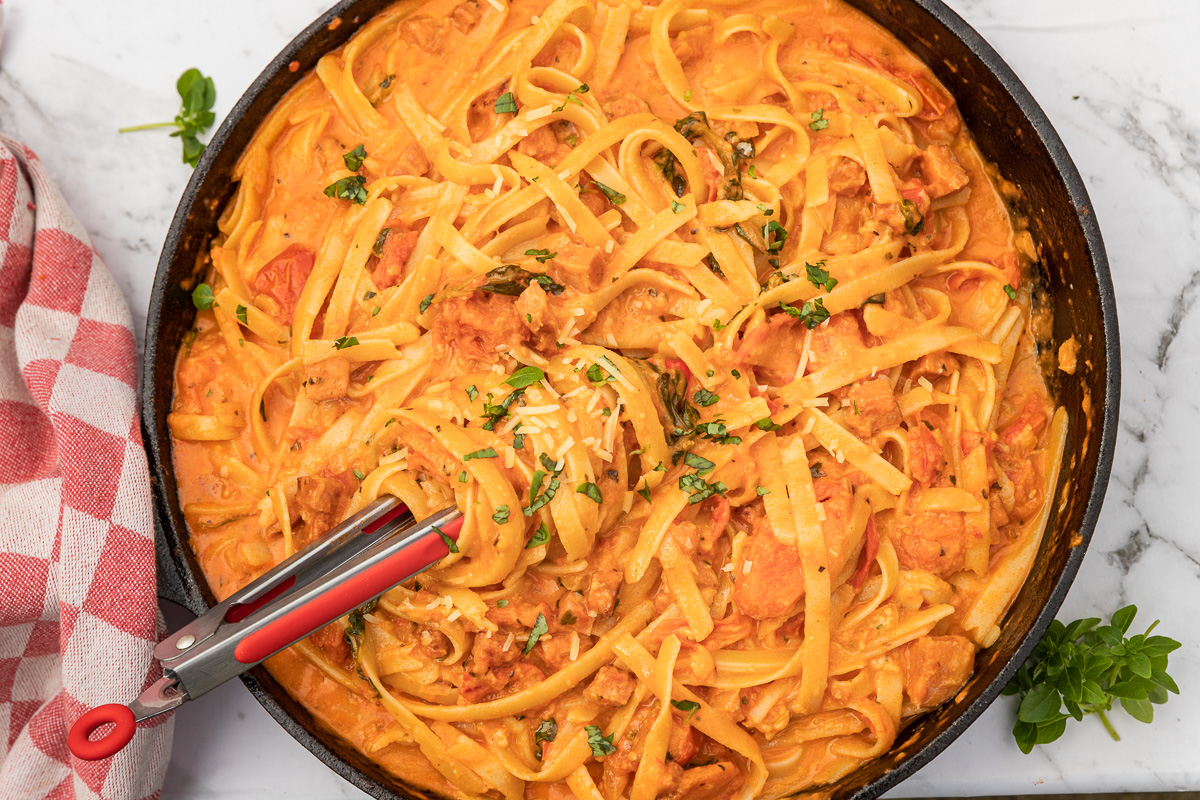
[67,496,463,761]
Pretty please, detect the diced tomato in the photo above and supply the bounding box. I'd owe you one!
[850,512,880,589]
[253,245,315,324]
[373,223,420,289]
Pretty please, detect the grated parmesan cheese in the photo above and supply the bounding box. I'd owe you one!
[605,240,614,254]
[917,377,935,392]
[424,113,447,132]
[802,416,816,435]
[555,437,575,459]
[742,560,753,575]
[569,632,580,661]
[722,563,735,573]
[517,405,560,415]
[525,104,554,121]
[502,632,515,652]
[814,502,826,521]
[446,609,462,623]
[504,447,516,468]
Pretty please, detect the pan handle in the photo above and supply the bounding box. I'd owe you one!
[68,704,136,761]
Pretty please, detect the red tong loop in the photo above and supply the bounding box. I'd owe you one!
[68,704,136,761]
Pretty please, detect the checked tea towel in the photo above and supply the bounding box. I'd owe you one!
[0,134,172,797]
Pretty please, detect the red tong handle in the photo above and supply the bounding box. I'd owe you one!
[67,506,457,761]
[234,516,463,663]
[68,704,136,761]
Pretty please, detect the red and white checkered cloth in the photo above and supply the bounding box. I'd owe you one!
[0,134,173,797]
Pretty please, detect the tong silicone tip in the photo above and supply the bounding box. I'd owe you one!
[69,704,136,761]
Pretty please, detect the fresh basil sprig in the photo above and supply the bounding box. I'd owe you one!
[1003,604,1180,753]
[120,68,217,168]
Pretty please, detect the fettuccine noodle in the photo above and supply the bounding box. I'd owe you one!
[169,0,1065,796]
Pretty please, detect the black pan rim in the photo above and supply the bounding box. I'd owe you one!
[141,0,1120,796]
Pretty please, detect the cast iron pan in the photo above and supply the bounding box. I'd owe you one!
[142,0,1120,797]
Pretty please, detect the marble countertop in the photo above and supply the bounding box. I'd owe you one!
[3,0,1198,796]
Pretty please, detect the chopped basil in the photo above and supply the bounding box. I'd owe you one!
[324,175,368,204]
[333,336,359,350]
[576,482,602,503]
[466,385,479,402]
[434,525,459,553]
[1004,284,1018,300]
[553,84,589,112]
[693,388,718,407]
[806,261,837,292]
[525,248,556,263]
[235,304,247,325]
[756,486,770,496]
[534,718,558,760]
[506,365,545,388]
[492,505,510,524]
[779,298,830,329]
[755,417,781,431]
[684,452,715,475]
[526,522,551,548]
[353,469,366,481]
[809,108,830,131]
[342,144,366,171]
[524,612,548,653]
[494,92,518,115]
[670,200,685,213]
[593,180,626,205]
[670,699,701,720]
[419,293,434,314]
[463,447,499,461]
[585,725,616,757]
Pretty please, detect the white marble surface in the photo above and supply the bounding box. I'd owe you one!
[2,0,1199,797]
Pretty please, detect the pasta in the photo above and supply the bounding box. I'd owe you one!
[169,0,1066,796]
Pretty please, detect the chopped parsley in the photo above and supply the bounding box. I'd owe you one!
[809,108,830,131]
